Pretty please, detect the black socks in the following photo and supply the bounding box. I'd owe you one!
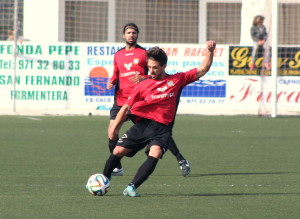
[103,154,121,179]
[131,156,159,189]
[168,137,185,162]
[108,138,122,169]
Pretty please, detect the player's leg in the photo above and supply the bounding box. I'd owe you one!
[168,137,190,177]
[103,145,131,180]
[108,120,119,154]
[108,104,123,176]
[123,145,162,197]
[123,120,170,197]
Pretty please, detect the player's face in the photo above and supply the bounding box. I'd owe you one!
[123,28,138,46]
[147,59,166,80]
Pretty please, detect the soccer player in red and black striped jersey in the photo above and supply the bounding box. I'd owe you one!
[103,40,216,197]
[107,23,190,177]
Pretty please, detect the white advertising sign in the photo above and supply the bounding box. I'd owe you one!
[0,42,299,115]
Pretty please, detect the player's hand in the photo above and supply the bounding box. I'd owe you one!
[258,39,264,46]
[108,128,118,140]
[129,74,144,84]
[106,81,114,90]
[206,40,216,52]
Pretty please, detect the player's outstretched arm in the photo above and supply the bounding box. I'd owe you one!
[196,41,216,80]
[108,104,131,140]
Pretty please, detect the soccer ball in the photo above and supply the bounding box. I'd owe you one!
[86,173,110,196]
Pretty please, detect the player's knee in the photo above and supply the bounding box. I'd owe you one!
[113,146,130,157]
[148,145,163,158]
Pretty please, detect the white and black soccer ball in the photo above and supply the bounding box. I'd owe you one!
[86,173,110,196]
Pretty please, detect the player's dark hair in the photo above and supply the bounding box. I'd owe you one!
[146,47,168,66]
[123,23,139,34]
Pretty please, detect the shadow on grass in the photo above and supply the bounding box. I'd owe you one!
[187,192,300,197]
[105,191,300,197]
[143,192,300,197]
[188,172,300,177]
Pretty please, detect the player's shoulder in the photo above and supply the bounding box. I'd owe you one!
[138,76,152,85]
[115,47,126,55]
[168,68,196,78]
[167,72,184,78]
[135,44,147,51]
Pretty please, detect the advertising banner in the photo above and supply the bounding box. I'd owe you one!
[0,42,299,115]
[229,46,300,76]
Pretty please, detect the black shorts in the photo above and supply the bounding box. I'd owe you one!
[117,119,172,157]
[109,103,122,120]
[110,103,132,122]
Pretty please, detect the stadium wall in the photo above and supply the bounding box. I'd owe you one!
[1,42,300,116]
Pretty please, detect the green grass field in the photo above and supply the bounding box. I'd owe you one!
[0,115,300,219]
